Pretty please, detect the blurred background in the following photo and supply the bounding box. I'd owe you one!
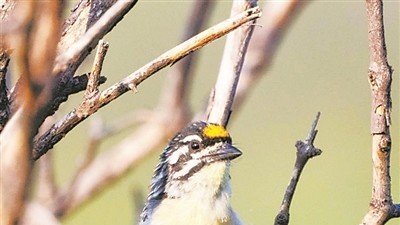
[50,1,399,225]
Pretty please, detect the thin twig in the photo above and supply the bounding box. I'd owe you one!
[76,40,109,119]
[32,6,262,160]
[85,40,109,96]
[360,0,396,224]
[61,41,110,195]
[206,0,260,127]
[274,112,322,225]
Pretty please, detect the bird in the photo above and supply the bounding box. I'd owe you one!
[138,121,243,225]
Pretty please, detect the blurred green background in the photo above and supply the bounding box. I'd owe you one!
[49,1,399,225]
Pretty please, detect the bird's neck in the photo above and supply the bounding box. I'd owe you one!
[166,161,231,199]
[150,162,235,225]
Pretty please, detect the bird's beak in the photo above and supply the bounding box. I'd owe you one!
[209,142,242,161]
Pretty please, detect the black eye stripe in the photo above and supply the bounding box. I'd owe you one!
[172,161,205,181]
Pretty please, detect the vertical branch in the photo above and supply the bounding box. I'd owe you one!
[206,0,259,127]
[360,0,397,224]
[1,2,36,224]
[0,1,64,224]
[85,40,109,96]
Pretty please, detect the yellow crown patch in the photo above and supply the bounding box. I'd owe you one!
[203,124,230,139]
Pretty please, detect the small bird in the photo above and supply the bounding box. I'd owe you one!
[139,121,243,225]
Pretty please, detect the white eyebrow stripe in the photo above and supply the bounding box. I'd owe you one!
[168,145,189,165]
[181,135,202,143]
[168,135,202,165]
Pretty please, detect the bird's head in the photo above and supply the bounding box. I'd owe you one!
[148,121,242,200]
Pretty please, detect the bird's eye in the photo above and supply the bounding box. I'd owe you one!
[189,141,201,151]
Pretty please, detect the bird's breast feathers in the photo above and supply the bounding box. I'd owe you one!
[148,162,242,225]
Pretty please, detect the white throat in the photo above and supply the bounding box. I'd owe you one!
[150,162,234,225]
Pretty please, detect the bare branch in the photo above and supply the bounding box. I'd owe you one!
[1,109,33,225]
[1,1,64,224]
[206,0,259,127]
[76,40,109,119]
[59,0,119,53]
[274,112,322,225]
[0,2,35,224]
[32,6,262,160]
[39,43,110,203]
[235,0,304,109]
[361,0,396,224]
[37,74,107,120]
[85,40,109,96]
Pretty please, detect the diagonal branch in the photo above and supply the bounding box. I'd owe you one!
[32,6,262,160]
[274,112,322,225]
[206,0,259,127]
